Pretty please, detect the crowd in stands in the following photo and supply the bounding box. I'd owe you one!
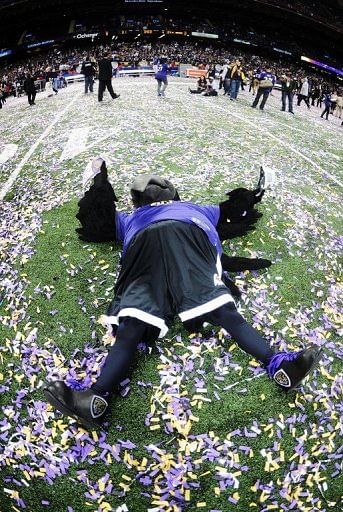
[115,14,341,63]
[1,9,341,67]
[1,41,342,118]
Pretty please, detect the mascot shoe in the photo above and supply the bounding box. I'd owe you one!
[266,346,323,391]
[44,381,108,428]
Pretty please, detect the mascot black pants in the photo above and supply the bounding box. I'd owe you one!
[93,304,275,395]
[93,221,275,395]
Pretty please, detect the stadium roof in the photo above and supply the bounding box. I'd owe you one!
[0,0,342,62]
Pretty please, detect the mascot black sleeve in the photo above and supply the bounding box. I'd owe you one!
[76,163,118,243]
[217,187,264,241]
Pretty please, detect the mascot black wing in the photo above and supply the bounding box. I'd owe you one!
[217,166,266,241]
[76,160,118,242]
[217,186,271,273]
[217,187,263,241]
[215,178,271,299]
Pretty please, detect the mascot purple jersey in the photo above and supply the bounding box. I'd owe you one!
[108,202,234,337]
[116,201,222,256]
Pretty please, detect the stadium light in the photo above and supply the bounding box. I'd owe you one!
[192,32,218,39]
[301,55,343,76]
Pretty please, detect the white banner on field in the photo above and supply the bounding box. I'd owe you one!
[60,127,90,161]
[0,144,18,165]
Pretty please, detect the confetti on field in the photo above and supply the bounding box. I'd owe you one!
[0,78,342,512]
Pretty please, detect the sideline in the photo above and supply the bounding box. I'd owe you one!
[172,79,343,132]
[0,93,81,201]
[207,101,343,188]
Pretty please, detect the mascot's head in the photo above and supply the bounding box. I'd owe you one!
[130,174,180,208]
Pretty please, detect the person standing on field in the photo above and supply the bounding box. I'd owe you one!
[251,67,275,111]
[155,57,168,97]
[280,72,297,114]
[229,59,243,101]
[320,92,331,120]
[81,56,96,94]
[23,73,37,106]
[97,53,120,102]
[297,77,311,109]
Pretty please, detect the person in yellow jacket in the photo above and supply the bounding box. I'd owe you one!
[229,59,244,100]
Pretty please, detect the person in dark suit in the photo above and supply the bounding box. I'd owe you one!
[97,53,120,102]
[280,72,297,114]
[81,56,96,94]
[23,74,37,106]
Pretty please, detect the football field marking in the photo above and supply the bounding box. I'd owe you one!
[82,128,119,153]
[60,128,119,161]
[207,102,343,188]
[0,93,81,201]
[60,127,90,161]
[0,144,18,165]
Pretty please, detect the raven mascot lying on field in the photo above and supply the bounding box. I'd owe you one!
[75,159,272,299]
[43,158,322,428]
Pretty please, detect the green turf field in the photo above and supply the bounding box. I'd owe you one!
[0,78,342,512]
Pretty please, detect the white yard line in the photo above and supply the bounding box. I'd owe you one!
[82,129,119,153]
[208,102,343,188]
[127,79,342,187]
[262,118,310,134]
[59,129,119,162]
[172,80,343,129]
[0,93,81,201]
